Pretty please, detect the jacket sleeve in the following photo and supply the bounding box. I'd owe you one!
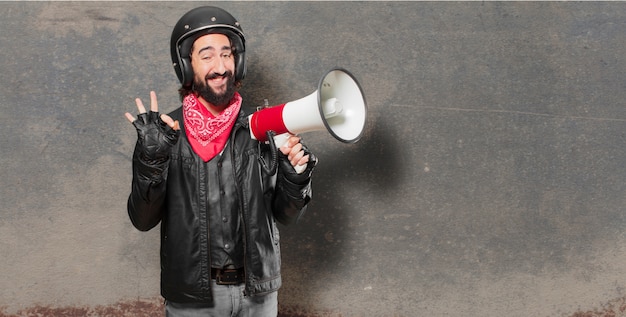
[272,150,316,225]
[127,145,169,231]
[126,110,179,231]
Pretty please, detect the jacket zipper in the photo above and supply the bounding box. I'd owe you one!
[202,156,212,295]
[231,126,250,296]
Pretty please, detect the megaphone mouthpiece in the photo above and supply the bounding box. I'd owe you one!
[322,98,342,117]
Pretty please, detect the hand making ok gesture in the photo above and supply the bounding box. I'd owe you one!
[125,91,180,164]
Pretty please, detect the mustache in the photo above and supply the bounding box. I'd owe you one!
[205,70,234,81]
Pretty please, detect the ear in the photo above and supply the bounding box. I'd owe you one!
[235,51,247,81]
[180,56,194,87]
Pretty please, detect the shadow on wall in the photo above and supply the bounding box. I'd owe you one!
[277,112,406,311]
[213,43,407,314]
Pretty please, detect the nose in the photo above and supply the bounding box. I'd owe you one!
[214,57,227,75]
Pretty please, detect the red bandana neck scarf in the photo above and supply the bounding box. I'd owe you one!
[183,92,242,162]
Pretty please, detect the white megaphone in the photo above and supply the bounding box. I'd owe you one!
[248,68,367,173]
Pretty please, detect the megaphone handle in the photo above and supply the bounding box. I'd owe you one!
[273,133,307,174]
[293,163,307,174]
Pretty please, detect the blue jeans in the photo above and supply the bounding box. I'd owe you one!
[165,280,278,317]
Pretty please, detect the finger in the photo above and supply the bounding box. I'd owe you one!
[135,97,147,114]
[297,154,310,167]
[288,143,303,159]
[150,91,158,113]
[287,135,301,147]
[290,149,305,166]
[161,114,180,131]
[279,137,296,155]
[280,135,301,155]
[124,112,136,123]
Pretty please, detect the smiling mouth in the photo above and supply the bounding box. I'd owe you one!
[206,73,228,85]
[206,71,228,79]
[210,80,228,92]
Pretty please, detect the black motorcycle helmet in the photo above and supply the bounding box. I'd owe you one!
[170,6,246,88]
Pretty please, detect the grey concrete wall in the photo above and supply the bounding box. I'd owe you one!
[1,2,626,316]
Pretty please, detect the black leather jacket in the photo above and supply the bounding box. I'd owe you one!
[127,106,313,303]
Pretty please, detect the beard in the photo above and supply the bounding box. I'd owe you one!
[193,70,236,108]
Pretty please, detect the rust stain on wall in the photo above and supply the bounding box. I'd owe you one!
[0,299,347,317]
[278,306,346,317]
[569,296,626,317]
[2,297,626,317]
[0,298,163,317]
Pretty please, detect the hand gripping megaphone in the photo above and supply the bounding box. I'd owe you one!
[248,68,367,172]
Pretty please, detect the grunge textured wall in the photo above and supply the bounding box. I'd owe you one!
[1,2,626,317]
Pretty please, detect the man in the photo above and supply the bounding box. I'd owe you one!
[124,6,316,317]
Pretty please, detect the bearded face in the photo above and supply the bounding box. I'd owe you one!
[193,70,236,108]
[188,33,238,109]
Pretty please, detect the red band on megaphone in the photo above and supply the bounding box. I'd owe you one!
[250,104,289,142]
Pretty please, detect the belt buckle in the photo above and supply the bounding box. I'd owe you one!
[215,269,241,285]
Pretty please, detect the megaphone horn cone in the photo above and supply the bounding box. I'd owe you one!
[248,68,367,144]
[317,68,367,143]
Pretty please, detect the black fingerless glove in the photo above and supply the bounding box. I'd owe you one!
[132,111,180,165]
[277,143,318,185]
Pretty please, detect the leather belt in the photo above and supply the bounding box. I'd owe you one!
[211,267,245,285]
